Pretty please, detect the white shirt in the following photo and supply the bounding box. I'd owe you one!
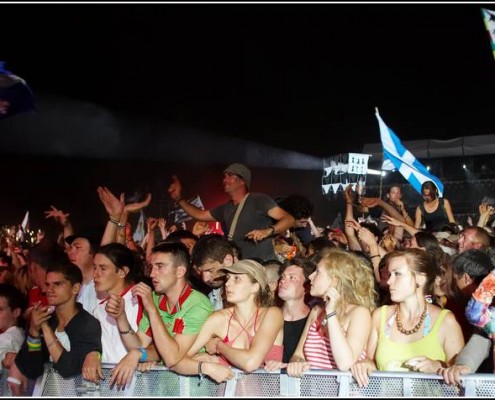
[93,286,141,363]
[208,287,224,311]
[77,280,98,314]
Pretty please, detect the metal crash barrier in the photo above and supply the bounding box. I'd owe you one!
[2,363,495,397]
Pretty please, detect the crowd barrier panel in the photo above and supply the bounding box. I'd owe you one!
[2,363,495,397]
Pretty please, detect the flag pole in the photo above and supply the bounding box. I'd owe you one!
[375,107,384,198]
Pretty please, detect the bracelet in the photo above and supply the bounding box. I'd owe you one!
[138,347,148,363]
[198,361,204,386]
[370,254,381,259]
[7,377,22,386]
[268,226,275,236]
[109,218,126,229]
[326,311,337,320]
[27,335,42,344]
[96,351,102,361]
[119,327,135,335]
[46,338,59,348]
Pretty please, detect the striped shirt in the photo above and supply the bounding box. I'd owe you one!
[303,311,366,370]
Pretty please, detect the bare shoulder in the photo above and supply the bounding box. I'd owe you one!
[348,304,372,319]
[208,308,231,322]
[265,306,283,320]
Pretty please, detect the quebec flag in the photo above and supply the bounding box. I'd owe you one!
[376,108,444,197]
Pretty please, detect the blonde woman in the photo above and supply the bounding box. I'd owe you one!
[266,248,376,376]
[171,259,284,383]
[351,248,464,387]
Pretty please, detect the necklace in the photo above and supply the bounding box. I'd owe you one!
[395,300,427,335]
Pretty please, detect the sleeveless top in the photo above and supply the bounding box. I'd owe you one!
[219,308,283,367]
[375,306,448,371]
[283,316,309,363]
[303,310,366,370]
[418,198,448,232]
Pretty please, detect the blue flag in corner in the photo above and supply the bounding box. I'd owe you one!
[0,62,35,120]
[481,8,495,63]
[376,108,444,197]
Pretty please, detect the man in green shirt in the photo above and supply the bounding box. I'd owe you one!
[106,241,213,389]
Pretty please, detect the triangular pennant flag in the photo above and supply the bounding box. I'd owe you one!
[132,210,146,244]
[21,210,29,230]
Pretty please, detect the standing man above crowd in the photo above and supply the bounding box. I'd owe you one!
[168,163,294,262]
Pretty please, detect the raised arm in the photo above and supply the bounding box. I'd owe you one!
[477,203,495,228]
[343,185,362,251]
[443,199,456,225]
[44,205,74,239]
[168,175,214,222]
[96,186,125,245]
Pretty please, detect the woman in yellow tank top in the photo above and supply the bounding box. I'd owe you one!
[351,248,464,387]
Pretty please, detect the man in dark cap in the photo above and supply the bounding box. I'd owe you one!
[168,163,294,261]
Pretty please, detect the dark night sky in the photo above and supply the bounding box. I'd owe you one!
[3,2,495,158]
[2,2,495,231]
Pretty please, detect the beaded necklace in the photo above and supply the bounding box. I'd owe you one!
[395,300,427,335]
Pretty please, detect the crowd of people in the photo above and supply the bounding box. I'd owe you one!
[0,162,495,395]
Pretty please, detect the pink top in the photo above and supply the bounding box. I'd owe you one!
[218,308,283,367]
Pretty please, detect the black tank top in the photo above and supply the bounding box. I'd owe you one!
[419,198,448,232]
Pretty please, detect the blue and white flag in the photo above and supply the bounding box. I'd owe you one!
[376,108,444,197]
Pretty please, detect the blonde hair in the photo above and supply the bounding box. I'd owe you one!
[12,264,32,297]
[318,248,377,320]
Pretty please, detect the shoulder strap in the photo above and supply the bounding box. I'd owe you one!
[228,193,250,240]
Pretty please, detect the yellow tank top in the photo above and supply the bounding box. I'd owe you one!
[375,306,448,371]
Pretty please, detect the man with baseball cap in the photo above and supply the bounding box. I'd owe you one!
[168,163,294,261]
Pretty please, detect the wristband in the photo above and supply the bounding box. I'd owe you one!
[138,347,148,363]
[119,327,135,335]
[109,218,126,229]
[198,361,204,386]
[326,311,337,320]
[7,377,22,386]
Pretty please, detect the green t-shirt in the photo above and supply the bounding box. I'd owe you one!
[139,284,213,337]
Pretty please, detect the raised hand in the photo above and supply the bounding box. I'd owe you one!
[44,205,70,226]
[97,186,125,218]
[124,193,152,214]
